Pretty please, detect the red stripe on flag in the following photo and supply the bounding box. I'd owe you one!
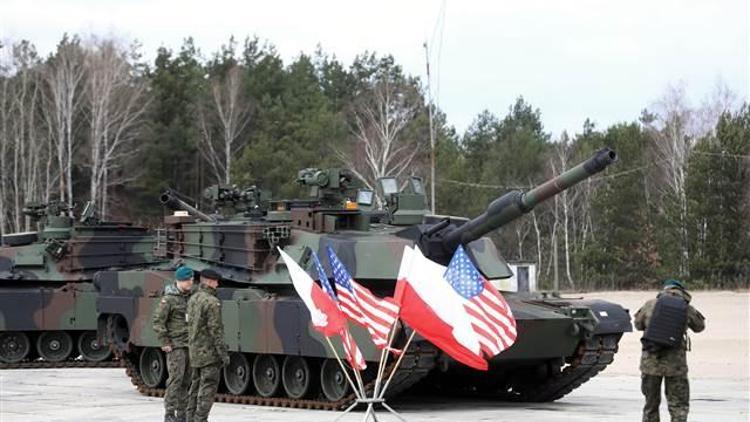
[340,329,366,371]
[464,304,503,355]
[395,279,488,371]
[473,295,516,346]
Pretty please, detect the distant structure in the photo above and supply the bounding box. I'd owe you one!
[493,261,537,293]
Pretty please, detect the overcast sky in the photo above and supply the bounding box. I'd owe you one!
[1,0,747,136]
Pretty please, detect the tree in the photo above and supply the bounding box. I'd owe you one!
[199,39,251,184]
[84,38,149,217]
[686,105,750,285]
[0,40,49,233]
[131,39,205,220]
[579,123,658,289]
[332,55,424,200]
[43,35,86,210]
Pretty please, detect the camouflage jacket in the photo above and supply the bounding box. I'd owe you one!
[187,284,229,368]
[634,288,706,377]
[151,282,191,348]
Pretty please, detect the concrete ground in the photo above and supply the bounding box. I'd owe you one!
[1,291,748,421]
[0,368,747,421]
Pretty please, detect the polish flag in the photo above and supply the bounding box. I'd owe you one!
[278,248,346,337]
[394,246,489,370]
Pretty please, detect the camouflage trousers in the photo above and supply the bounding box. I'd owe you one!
[186,363,221,422]
[165,348,192,418]
[641,374,690,422]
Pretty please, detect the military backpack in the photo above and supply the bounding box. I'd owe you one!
[641,294,688,352]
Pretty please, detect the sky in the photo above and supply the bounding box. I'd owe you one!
[1,0,747,136]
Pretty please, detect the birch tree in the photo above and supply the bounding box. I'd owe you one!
[646,84,700,277]
[333,72,422,198]
[85,39,149,217]
[198,65,251,184]
[43,35,86,209]
[0,42,9,236]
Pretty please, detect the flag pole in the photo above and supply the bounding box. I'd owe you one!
[352,361,367,398]
[372,320,400,398]
[378,330,416,399]
[325,337,364,399]
[363,322,400,422]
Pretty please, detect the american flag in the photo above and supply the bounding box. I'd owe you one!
[311,251,366,370]
[444,246,517,357]
[327,246,399,349]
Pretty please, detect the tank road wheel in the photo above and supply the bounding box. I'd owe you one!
[282,356,314,399]
[252,354,281,397]
[77,331,112,362]
[320,359,350,402]
[139,347,166,388]
[0,332,31,363]
[223,352,252,395]
[36,331,74,362]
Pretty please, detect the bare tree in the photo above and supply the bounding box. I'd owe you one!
[333,77,421,198]
[0,43,9,236]
[646,83,698,277]
[84,39,149,217]
[43,35,86,209]
[198,65,251,184]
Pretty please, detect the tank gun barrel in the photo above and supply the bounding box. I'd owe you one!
[443,148,617,249]
[159,189,216,222]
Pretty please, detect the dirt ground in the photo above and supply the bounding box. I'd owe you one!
[579,290,750,380]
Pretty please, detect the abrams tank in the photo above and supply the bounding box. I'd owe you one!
[0,202,161,366]
[96,148,632,409]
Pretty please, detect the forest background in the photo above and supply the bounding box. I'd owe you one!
[0,35,747,290]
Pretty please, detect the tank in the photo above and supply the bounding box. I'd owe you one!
[96,148,632,408]
[0,201,162,366]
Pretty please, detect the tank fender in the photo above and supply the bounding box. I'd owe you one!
[574,299,633,335]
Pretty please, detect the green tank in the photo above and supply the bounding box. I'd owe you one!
[96,148,632,408]
[0,202,161,365]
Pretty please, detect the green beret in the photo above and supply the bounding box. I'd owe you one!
[663,278,685,290]
[175,266,194,281]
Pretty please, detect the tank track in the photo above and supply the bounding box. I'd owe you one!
[0,359,120,370]
[119,341,437,411]
[503,333,621,402]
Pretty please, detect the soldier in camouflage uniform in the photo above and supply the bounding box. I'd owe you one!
[152,265,195,422]
[634,279,705,422]
[186,268,229,422]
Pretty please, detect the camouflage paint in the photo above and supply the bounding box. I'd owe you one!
[0,213,163,361]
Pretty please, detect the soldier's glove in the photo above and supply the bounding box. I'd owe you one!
[222,355,230,367]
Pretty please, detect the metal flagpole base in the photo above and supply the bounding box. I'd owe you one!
[334,397,406,422]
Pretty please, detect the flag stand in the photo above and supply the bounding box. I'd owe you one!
[334,328,415,422]
[335,397,407,422]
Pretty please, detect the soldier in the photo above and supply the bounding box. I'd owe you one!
[186,268,229,422]
[152,265,195,422]
[634,279,706,422]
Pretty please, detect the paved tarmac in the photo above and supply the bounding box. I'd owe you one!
[0,368,747,422]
